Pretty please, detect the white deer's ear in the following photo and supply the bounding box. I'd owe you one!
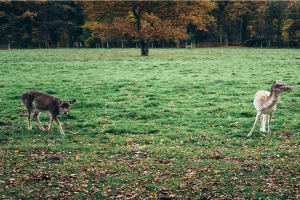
[69,99,76,104]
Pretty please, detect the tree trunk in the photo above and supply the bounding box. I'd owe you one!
[218,2,228,46]
[239,20,243,45]
[219,25,223,45]
[140,39,149,56]
[224,31,228,46]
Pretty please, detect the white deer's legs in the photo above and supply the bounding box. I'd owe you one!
[33,111,46,131]
[248,113,274,136]
[248,112,262,137]
[260,114,267,132]
[268,114,273,134]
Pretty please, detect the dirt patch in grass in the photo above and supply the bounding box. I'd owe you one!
[240,162,271,172]
[278,131,296,137]
[0,126,13,129]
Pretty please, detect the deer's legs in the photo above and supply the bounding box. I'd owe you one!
[49,116,64,135]
[27,110,32,130]
[33,111,46,131]
[260,114,267,132]
[53,117,65,135]
[48,117,54,134]
[248,112,262,137]
[268,114,273,134]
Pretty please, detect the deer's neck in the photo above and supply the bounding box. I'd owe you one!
[266,90,281,107]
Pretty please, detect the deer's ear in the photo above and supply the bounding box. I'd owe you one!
[69,99,76,104]
[54,98,62,104]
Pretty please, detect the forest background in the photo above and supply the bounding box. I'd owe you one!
[0,1,300,55]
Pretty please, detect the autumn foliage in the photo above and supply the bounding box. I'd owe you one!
[82,1,215,55]
[0,1,300,54]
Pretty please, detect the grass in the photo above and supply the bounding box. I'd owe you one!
[0,48,300,199]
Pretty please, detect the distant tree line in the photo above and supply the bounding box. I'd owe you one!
[0,1,299,53]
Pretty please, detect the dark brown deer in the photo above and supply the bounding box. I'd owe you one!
[22,90,76,135]
[247,80,293,136]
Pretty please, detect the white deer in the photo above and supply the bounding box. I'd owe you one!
[247,80,293,136]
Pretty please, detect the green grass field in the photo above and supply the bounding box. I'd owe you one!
[0,48,300,199]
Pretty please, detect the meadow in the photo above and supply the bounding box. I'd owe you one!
[0,48,299,199]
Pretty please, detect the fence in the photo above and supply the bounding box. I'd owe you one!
[0,41,82,50]
[0,41,214,50]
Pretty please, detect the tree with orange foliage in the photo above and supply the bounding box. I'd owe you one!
[81,1,215,56]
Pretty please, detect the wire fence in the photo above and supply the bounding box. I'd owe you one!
[2,40,298,50]
[0,41,216,50]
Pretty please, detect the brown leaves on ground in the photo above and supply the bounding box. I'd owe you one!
[1,141,300,199]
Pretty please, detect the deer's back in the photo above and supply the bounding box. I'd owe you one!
[22,90,60,113]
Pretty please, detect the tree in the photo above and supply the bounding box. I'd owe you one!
[211,1,262,46]
[226,1,257,45]
[282,1,300,47]
[264,1,288,47]
[214,1,229,46]
[0,1,83,48]
[82,1,215,56]
[0,1,35,48]
[246,1,288,48]
[31,1,84,47]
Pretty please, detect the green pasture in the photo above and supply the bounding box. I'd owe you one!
[0,48,300,199]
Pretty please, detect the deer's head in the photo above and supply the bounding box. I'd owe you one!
[55,98,76,115]
[272,80,294,93]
